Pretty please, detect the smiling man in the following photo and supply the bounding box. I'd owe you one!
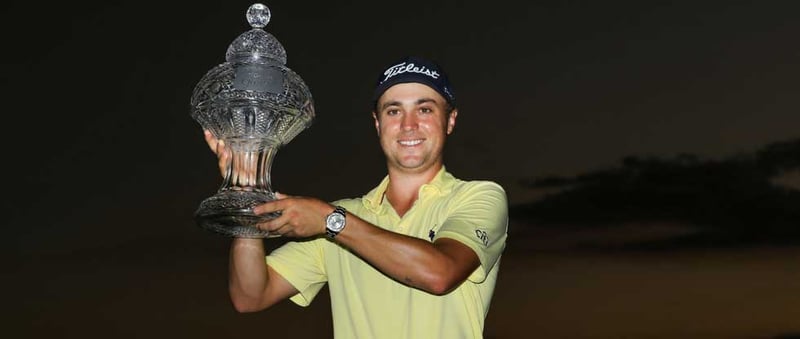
[210,56,509,338]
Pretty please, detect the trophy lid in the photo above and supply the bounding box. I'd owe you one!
[225,3,287,65]
[191,3,314,146]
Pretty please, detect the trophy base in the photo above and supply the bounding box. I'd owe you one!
[195,190,281,238]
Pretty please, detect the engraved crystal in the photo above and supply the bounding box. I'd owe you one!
[190,3,314,238]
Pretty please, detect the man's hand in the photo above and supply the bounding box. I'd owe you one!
[253,193,334,238]
[203,129,230,178]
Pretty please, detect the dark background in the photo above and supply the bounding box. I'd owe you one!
[4,1,800,338]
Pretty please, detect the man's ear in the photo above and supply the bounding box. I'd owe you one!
[446,109,458,135]
[372,111,380,135]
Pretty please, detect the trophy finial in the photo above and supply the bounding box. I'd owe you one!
[246,3,271,29]
[225,3,285,64]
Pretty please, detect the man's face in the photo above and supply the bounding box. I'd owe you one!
[373,83,457,174]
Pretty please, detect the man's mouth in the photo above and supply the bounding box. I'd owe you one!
[398,139,423,146]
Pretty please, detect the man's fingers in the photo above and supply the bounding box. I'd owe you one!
[271,223,295,237]
[258,213,291,233]
[204,129,228,156]
[218,155,228,178]
[253,200,285,216]
[216,140,227,157]
[203,130,218,154]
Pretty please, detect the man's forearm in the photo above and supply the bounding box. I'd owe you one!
[333,213,479,295]
[228,238,269,312]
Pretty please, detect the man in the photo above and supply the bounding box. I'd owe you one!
[205,56,508,338]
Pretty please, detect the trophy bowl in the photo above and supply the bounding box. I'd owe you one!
[190,3,314,238]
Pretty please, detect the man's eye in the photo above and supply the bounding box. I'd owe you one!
[420,107,433,113]
[386,109,399,116]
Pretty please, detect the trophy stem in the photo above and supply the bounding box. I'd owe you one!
[195,138,282,238]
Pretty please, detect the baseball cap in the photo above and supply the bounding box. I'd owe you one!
[372,56,456,108]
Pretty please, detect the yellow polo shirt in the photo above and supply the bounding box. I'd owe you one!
[266,168,508,338]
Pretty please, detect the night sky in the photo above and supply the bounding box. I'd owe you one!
[4,1,800,336]
[7,1,800,249]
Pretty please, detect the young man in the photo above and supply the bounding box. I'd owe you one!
[207,56,508,338]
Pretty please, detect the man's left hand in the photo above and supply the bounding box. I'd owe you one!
[253,193,332,238]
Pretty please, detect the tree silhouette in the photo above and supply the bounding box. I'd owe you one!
[511,138,800,247]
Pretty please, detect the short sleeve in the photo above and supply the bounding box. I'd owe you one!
[266,237,328,306]
[434,181,508,283]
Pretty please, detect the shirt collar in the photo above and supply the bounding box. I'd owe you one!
[362,166,455,214]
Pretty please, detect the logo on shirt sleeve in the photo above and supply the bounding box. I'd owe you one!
[475,229,489,246]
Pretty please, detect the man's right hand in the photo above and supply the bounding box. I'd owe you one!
[203,129,230,178]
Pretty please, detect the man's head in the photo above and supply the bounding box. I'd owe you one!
[373,56,456,113]
[371,56,458,175]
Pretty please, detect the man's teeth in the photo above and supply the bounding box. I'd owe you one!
[399,139,423,146]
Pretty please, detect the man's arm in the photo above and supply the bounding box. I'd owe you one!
[201,131,304,311]
[228,238,299,312]
[336,216,480,295]
[253,195,481,295]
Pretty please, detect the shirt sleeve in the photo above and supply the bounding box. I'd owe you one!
[433,181,508,283]
[266,237,328,307]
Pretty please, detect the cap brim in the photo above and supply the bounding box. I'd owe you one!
[373,78,455,107]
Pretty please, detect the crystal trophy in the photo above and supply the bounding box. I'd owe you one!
[190,3,314,238]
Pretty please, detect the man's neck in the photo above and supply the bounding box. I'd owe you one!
[384,165,442,217]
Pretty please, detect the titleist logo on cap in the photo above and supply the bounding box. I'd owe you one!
[381,62,440,83]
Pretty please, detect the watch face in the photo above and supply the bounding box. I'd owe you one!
[328,213,346,231]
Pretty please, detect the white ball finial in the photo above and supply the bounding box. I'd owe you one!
[246,3,271,29]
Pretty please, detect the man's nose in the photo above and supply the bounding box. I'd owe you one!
[401,113,418,130]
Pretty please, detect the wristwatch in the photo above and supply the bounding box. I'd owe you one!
[325,206,347,238]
